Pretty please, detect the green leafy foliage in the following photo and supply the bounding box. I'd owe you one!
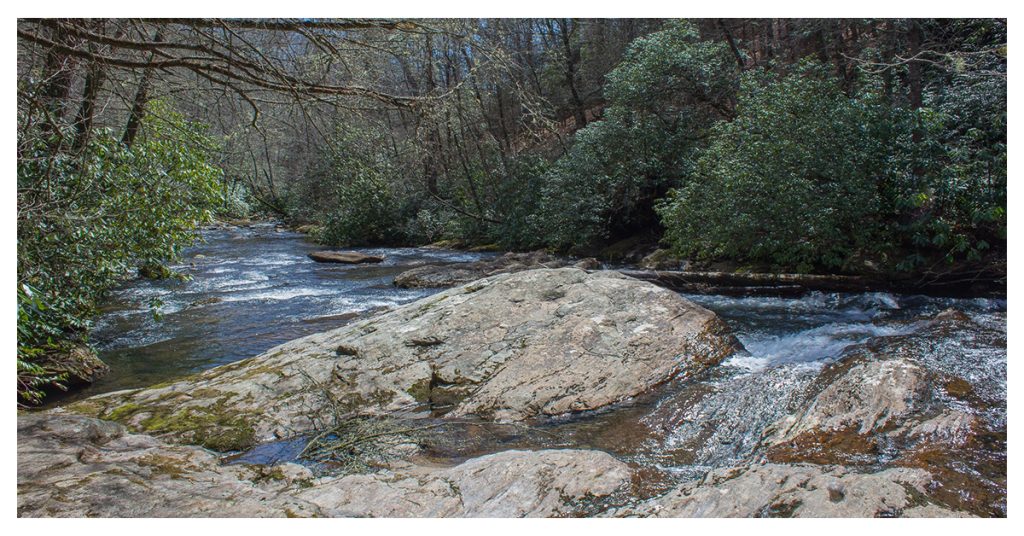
[658,62,904,271]
[895,52,1007,268]
[537,21,737,251]
[658,56,1006,273]
[17,101,223,403]
[289,124,405,247]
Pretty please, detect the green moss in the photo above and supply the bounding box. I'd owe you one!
[406,378,432,403]
[248,465,288,484]
[140,405,256,452]
[146,379,179,390]
[189,388,236,400]
[101,393,257,452]
[105,402,145,422]
[63,398,107,417]
[136,453,192,479]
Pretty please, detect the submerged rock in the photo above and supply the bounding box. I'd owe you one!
[610,463,969,518]
[394,251,596,288]
[759,308,1006,516]
[18,413,630,518]
[308,251,385,264]
[66,268,739,448]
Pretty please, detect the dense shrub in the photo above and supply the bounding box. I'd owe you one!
[658,58,1006,273]
[16,102,223,403]
[657,62,904,271]
[538,21,737,251]
[290,125,406,247]
[894,59,1007,269]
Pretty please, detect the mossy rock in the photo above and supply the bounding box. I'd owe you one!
[138,264,174,279]
[425,239,468,250]
[406,378,432,403]
[99,395,258,452]
[640,249,685,270]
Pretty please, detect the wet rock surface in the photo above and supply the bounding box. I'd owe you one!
[18,413,629,518]
[308,251,385,264]
[393,251,597,288]
[22,238,1006,519]
[65,268,739,449]
[25,302,1006,518]
[759,309,1007,516]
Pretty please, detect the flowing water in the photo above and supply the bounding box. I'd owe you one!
[70,223,496,398]
[71,225,1007,498]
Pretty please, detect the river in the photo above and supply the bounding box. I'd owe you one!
[77,223,497,397]
[71,223,1006,501]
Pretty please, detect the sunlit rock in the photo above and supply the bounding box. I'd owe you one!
[18,413,630,518]
[64,268,739,448]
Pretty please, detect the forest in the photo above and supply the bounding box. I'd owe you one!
[17,18,1006,401]
[15,17,1010,520]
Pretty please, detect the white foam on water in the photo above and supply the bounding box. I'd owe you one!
[219,287,337,303]
[247,253,308,267]
[725,320,923,372]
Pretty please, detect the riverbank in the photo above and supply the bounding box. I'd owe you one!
[20,267,1007,517]
[19,225,1006,517]
[281,219,1007,299]
[33,221,1006,408]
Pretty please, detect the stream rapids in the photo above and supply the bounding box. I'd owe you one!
[68,223,1007,502]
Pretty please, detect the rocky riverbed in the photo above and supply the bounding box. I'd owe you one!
[17,227,1006,518]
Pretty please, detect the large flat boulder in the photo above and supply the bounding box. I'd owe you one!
[18,413,630,518]
[67,268,739,449]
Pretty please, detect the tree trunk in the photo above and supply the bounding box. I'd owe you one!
[556,19,587,129]
[121,31,163,148]
[72,62,105,151]
[718,19,746,71]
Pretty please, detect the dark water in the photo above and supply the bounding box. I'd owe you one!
[74,223,495,398]
[73,225,1006,502]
